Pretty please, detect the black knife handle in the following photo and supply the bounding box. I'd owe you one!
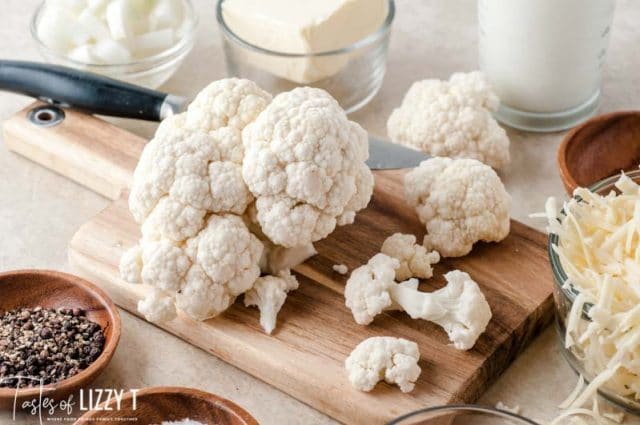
[0,60,172,121]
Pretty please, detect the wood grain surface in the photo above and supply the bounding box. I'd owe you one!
[3,103,555,424]
[76,387,259,425]
[0,270,121,410]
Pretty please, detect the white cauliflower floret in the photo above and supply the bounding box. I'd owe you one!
[344,254,404,325]
[381,233,440,281]
[129,122,252,232]
[345,254,492,350]
[244,269,300,334]
[185,78,272,132]
[242,87,374,248]
[391,270,492,350]
[125,214,263,323]
[186,214,263,296]
[119,245,143,284]
[387,71,510,170]
[345,336,421,393]
[138,288,177,323]
[404,157,511,257]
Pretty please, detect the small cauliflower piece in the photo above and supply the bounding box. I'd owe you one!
[244,269,299,334]
[381,233,440,281]
[242,87,374,248]
[345,254,492,350]
[391,270,492,350]
[387,71,510,170]
[345,336,421,393]
[332,264,348,275]
[138,288,177,323]
[344,253,403,325]
[404,157,511,257]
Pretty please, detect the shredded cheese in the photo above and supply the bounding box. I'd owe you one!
[545,171,640,411]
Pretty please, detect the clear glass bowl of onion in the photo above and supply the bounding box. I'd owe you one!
[30,0,197,88]
[550,169,640,414]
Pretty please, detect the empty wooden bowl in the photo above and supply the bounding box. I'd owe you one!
[0,270,121,410]
[558,110,640,194]
[76,387,259,425]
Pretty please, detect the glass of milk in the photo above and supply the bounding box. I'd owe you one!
[478,0,616,132]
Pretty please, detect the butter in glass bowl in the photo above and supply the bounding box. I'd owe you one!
[217,0,395,113]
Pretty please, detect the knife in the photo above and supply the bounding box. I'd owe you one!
[0,60,428,170]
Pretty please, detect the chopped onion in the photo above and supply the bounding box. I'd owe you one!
[37,0,187,64]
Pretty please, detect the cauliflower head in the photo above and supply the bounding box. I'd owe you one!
[242,87,374,248]
[244,269,299,334]
[404,157,510,257]
[387,71,510,170]
[345,336,421,393]
[381,233,440,281]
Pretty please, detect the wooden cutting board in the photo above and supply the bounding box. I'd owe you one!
[2,102,554,425]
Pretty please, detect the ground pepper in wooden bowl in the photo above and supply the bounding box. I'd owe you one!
[0,307,105,388]
[0,270,120,410]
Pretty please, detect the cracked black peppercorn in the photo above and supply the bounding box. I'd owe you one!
[0,307,105,389]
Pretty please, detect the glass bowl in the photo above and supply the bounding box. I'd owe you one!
[216,0,395,114]
[389,405,540,425]
[549,169,640,414]
[30,0,197,89]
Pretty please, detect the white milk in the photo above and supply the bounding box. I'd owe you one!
[478,0,615,114]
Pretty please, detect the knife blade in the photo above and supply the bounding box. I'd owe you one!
[367,136,429,170]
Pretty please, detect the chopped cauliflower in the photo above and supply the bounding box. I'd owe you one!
[242,87,374,248]
[381,233,440,280]
[344,253,402,325]
[332,264,348,275]
[404,157,510,257]
[387,71,510,170]
[345,254,492,350]
[244,269,299,334]
[345,336,421,393]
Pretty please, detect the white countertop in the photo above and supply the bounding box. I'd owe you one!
[1,1,639,424]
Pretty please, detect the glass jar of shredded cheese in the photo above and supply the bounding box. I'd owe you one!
[549,169,640,413]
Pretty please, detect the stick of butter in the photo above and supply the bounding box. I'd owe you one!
[221,0,388,84]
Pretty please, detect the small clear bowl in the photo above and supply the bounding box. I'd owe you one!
[30,0,197,88]
[216,0,395,114]
[549,169,640,414]
[389,405,540,425]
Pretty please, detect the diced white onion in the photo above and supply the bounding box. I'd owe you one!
[37,0,187,64]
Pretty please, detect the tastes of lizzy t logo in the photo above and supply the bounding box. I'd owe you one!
[2,376,139,424]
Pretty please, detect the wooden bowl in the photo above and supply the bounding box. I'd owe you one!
[76,387,260,425]
[0,270,121,410]
[558,111,640,194]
